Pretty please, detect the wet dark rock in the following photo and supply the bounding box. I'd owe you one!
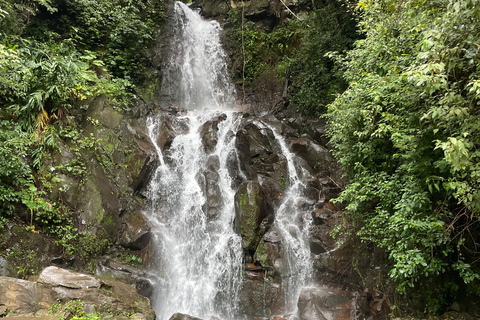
[226,149,245,189]
[290,138,333,176]
[310,224,337,254]
[200,113,227,154]
[205,170,222,218]
[309,239,326,255]
[235,119,281,178]
[311,208,331,225]
[119,211,151,250]
[297,287,354,320]
[133,154,159,193]
[259,177,285,209]
[203,155,223,218]
[238,280,284,318]
[253,239,283,278]
[169,313,204,320]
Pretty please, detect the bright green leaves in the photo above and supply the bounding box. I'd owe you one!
[328,0,480,309]
[289,0,359,116]
[436,137,471,172]
[0,121,34,214]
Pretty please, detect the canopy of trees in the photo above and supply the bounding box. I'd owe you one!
[328,0,480,312]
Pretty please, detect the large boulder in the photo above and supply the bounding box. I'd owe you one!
[119,211,152,250]
[253,228,283,279]
[0,266,155,320]
[199,113,227,154]
[203,155,223,218]
[96,260,153,297]
[290,138,334,176]
[297,287,354,320]
[238,280,284,318]
[169,313,204,320]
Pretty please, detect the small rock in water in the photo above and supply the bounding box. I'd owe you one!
[169,313,204,320]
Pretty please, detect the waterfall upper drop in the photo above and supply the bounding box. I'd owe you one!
[162,2,235,111]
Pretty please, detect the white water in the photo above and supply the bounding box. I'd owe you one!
[162,2,235,111]
[145,3,315,320]
[270,128,314,316]
[255,121,315,317]
[145,3,243,320]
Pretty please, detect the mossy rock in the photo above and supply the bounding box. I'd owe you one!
[234,180,273,252]
[1,225,61,279]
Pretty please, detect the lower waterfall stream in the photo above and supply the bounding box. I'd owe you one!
[143,2,317,319]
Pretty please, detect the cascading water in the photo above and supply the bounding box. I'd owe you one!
[161,2,235,110]
[145,2,317,320]
[253,121,315,317]
[270,128,314,316]
[145,2,242,319]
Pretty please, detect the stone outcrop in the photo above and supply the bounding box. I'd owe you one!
[297,287,354,320]
[169,313,204,320]
[234,180,273,252]
[0,266,155,320]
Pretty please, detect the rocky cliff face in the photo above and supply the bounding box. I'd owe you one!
[141,104,388,319]
[0,96,158,294]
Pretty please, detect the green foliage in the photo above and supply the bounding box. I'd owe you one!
[0,120,34,213]
[125,254,143,267]
[6,247,39,278]
[289,0,359,116]
[328,0,480,313]
[27,0,165,79]
[1,39,134,131]
[226,12,304,84]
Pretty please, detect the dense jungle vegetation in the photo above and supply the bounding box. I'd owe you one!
[1,0,479,315]
[0,0,164,268]
[327,0,480,314]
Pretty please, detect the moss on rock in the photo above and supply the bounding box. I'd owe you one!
[234,181,272,252]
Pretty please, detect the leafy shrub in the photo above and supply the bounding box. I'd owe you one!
[328,0,480,313]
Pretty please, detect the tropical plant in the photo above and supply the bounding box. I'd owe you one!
[328,0,480,313]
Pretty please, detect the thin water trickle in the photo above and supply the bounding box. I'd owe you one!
[258,121,315,318]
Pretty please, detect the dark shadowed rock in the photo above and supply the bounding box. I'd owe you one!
[290,138,334,176]
[297,287,354,320]
[199,113,227,154]
[238,280,284,318]
[204,155,223,218]
[119,211,151,250]
[169,313,204,320]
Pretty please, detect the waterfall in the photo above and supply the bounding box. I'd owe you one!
[145,2,316,320]
[270,128,314,316]
[145,2,242,319]
[161,2,235,111]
